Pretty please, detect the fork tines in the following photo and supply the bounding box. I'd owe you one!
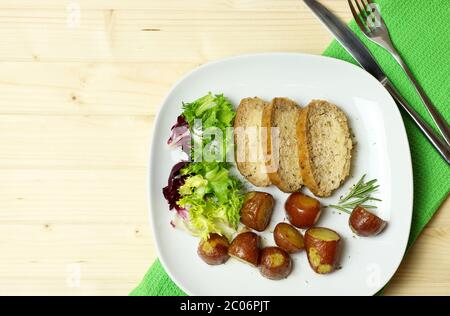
[348,0,377,34]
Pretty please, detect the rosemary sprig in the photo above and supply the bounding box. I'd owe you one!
[328,174,381,214]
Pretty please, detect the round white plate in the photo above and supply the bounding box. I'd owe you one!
[148,53,413,296]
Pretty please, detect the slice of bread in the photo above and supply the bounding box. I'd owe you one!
[297,100,353,197]
[262,97,303,193]
[234,97,271,187]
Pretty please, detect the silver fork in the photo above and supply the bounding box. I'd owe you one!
[348,0,450,146]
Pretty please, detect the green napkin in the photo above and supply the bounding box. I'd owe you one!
[131,0,450,296]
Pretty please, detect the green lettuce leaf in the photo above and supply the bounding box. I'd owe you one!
[170,93,243,240]
[177,162,243,240]
[182,93,235,162]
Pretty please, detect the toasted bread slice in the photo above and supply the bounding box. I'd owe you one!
[234,97,271,187]
[298,100,353,197]
[262,97,303,193]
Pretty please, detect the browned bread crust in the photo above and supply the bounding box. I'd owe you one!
[297,100,352,197]
[263,97,303,193]
[234,97,271,187]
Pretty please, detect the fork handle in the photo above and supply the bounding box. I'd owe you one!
[384,79,450,164]
[391,51,450,146]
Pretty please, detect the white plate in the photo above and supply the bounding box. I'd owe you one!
[148,53,413,296]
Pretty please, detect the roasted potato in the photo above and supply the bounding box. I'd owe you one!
[259,247,292,280]
[285,192,321,229]
[305,227,341,274]
[240,191,275,231]
[274,223,304,253]
[228,232,261,266]
[349,206,387,237]
[197,233,230,265]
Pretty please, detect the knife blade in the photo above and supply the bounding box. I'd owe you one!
[302,0,450,164]
[303,0,386,81]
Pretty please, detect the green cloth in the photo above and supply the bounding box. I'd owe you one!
[131,0,450,296]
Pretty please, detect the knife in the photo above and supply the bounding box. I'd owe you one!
[303,0,450,164]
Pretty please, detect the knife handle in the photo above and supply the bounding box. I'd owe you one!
[384,80,450,165]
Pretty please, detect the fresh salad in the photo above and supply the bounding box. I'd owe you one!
[163,93,244,240]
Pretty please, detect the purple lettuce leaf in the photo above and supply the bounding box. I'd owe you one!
[167,115,191,156]
[162,161,188,218]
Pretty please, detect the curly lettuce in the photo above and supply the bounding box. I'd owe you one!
[182,93,235,162]
[176,162,243,240]
[182,93,235,131]
[164,93,244,240]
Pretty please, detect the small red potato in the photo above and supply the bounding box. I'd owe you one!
[228,232,261,266]
[285,192,321,229]
[197,233,230,265]
[259,247,292,280]
[240,192,275,231]
[349,206,387,237]
[305,227,341,274]
[273,223,305,253]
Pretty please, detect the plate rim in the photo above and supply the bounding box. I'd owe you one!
[147,52,413,296]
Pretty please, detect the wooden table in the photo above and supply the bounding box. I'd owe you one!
[0,0,448,296]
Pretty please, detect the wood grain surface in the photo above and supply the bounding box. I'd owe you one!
[0,0,448,296]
